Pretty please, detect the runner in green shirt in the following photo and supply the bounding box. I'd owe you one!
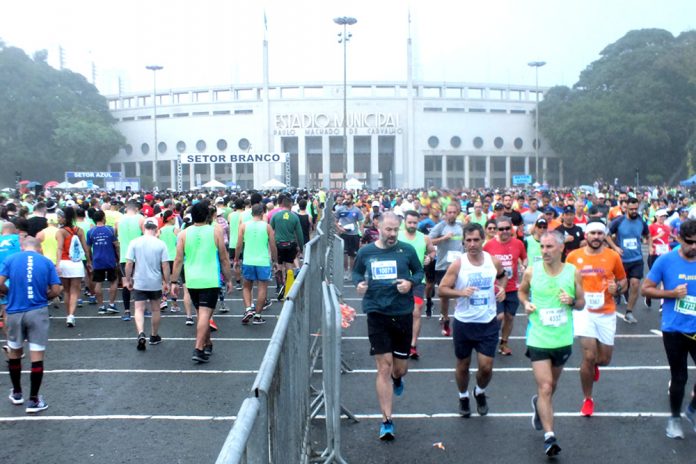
[115,202,144,321]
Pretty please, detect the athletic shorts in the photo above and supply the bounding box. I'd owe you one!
[242,264,272,282]
[93,268,117,282]
[341,234,360,258]
[433,270,447,285]
[6,307,49,352]
[496,291,520,316]
[413,283,425,305]
[525,345,572,367]
[133,290,163,302]
[367,312,413,359]
[623,260,644,280]
[453,317,500,359]
[573,309,616,346]
[58,260,85,278]
[424,260,436,282]
[277,242,298,264]
[187,287,219,310]
[647,254,660,270]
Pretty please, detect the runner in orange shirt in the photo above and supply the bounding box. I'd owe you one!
[566,219,627,416]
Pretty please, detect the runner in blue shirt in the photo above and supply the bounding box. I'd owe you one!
[86,210,120,314]
[642,218,696,440]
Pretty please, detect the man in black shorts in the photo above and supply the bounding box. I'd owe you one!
[270,195,304,300]
[353,212,424,441]
[87,210,120,315]
[124,219,170,351]
[336,195,364,278]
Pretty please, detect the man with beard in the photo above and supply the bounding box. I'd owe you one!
[398,210,435,360]
[641,219,696,440]
[606,197,651,324]
[566,220,626,416]
[352,212,424,441]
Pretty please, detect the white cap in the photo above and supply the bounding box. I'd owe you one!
[656,209,668,217]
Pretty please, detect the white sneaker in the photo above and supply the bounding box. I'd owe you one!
[66,315,76,327]
[666,417,684,439]
[624,312,638,324]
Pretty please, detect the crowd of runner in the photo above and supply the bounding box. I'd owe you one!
[1,183,695,457]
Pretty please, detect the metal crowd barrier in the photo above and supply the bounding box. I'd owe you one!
[216,199,348,464]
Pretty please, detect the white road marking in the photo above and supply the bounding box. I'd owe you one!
[0,369,258,375]
[0,415,237,422]
[314,412,674,420]
[47,337,271,342]
[346,366,694,374]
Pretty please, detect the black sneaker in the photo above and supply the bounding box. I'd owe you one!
[459,396,471,418]
[137,333,146,351]
[192,349,209,363]
[241,308,255,325]
[645,296,652,308]
[531,395,542,430]
[203,344,213,356]
[544,436,561,457]
[425,300,433,318]
[474,391,488,416]
[149,334,162,345]
[263,299,272,309]
[277,284,285,301]
[252,314,266,325]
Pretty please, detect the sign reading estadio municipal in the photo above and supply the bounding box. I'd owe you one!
[179,153,288,164]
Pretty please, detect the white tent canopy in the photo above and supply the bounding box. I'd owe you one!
[261,178,287,189]
[345,178,363,190]
[200,179,226,189]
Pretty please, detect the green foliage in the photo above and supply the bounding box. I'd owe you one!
[540,28,696,185]
[0,43,124,184]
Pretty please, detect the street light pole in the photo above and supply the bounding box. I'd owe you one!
[146,65,163,190]
[334,16,356,189]
[528,61,545,183]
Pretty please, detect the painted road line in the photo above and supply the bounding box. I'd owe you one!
[0,415,237,422]
[46,337,272,342]
[346,366,695,374]
[314,412,674,420]
[0,369,259,375]
[343,334,661,340]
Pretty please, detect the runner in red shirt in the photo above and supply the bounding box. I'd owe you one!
[483,216,528,355]
[646,209,672,308]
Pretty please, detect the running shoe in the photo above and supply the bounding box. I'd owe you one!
[252,314,266,325]
[159,299,168,310]
[8,389,24,405]
[66,315,76,327]
[581,398,594,417]
[379,420,395,441]
[498,343,512,356]
[137,332,147,351]
[277,284,285,301]
[192,349,209,363]
[459,396,471,418]
[235,282,243,291]
[88,295,97,305]
[440,318,451,337]
[107,304,119,314]
[144,310,152,318]
[241,307,255,325]
[0,320,3,329]
[263,299,272,309]
[666,417,685,439]
[169,304,180,313]
[218,302,230,313]
[392,378,404,397]
[624,312,638,324]
[531,395,542,430]
[644,296,652,308]
[185,316,194,326]
[209,318,218,331]
[685,406,696,433]
[149,334,162,345]
[98,305,107,315]
[474,391,488,416]
[594,364,600,382]
[25,396,48,414]
[425,299,433,318]
[544,436,561,457]
[203,344,213,356]
[409,346,419,360]
[121,311,132,322]
[77,299,83,308]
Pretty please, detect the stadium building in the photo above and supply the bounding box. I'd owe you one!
[107,38,559,191]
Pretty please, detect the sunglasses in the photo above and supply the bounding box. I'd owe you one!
[682,237,696,245]
[486,226,496,230]
[536,224,548,229]
[497,227,512,231]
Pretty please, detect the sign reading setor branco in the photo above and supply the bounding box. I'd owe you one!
[179,153,289,164]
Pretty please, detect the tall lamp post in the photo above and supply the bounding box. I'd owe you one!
[146,65,163,190]
[334,16,357,189]
[528,61,545,182]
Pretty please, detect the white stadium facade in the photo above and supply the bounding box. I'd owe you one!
[106,39,560,191]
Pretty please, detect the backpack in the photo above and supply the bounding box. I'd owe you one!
[68,229,86,262]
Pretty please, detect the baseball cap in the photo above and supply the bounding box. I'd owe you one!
[597,192,605,199]
[536,217,548,226]
[65,200,76,207]
[372,200,380,207]
[215,197,225,204]
[543,206,555,214]
[494,202,504,210]
[144,218,159,229]
[655,209,668,217]
[563,205,574,214]
[144,194,154,202]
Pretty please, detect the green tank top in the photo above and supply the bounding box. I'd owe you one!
[184,225,219,289]
[159,225,178,261]
[118,215,143,263]
[243,220,270,267]
[241,209,254,223]
[228,211,240,249]
[526,236,543,265]
[467,213,487,227]
[42,225,59,264]
[526,262,576,349]
[398,230,426,283]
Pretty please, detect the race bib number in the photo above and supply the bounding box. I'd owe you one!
[675,295,696,317]
[585,292,604,310]
[371,260,398,280]
[470,290,490,308]
[343,223,355,231]
[446,250,462,263]
[655,244,669,255]
[622,238,638,250]
[539,307,568,327]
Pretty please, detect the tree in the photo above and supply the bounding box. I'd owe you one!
[0,42,124,185]
[539,29,696,185]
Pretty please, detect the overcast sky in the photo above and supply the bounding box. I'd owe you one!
[2,0,694,95]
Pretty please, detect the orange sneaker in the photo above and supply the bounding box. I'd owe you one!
[581,398,594,417]
[209,317,218,332]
